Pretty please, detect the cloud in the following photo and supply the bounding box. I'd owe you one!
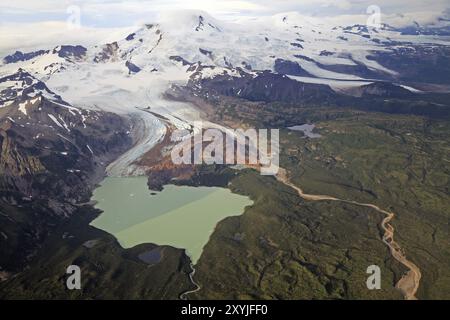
[0,21,133,57]
[0,0,448,56]
[1,0,449,25]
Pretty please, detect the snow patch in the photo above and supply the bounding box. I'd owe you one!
[48,114,64,129]
[86,145,94,155]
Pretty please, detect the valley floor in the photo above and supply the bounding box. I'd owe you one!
[1,98,449,300]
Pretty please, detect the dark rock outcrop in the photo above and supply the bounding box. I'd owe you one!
[274,59,314,77]
[53,45,87,60]
[368,45,450,84]
[0,69,68,107]
[3,50,49,64]
[199,48,213,58]
[94,42,120,63]
[350,81,414,98]
[189,68,337,104]
[0,71,132,274]
[125,32,136,41]
[169,56,193,66]
[125,61,141,74]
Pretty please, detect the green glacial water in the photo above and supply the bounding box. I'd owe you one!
[90,177,252,264]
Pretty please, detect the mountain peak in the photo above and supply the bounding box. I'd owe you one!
[0,69,68,108]
[156,10,223,33]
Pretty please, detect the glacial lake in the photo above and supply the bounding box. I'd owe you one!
[90,177,253,264]
[288,124,322,138]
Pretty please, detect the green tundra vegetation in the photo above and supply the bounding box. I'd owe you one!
[1,104,448,300]
[0,203,194,299]
[185,106,450,300]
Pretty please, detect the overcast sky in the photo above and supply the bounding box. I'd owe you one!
[0,0,448,56]
[1,0,449,27]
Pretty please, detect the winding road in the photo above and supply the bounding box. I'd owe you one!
[276,168,422,300]
[121,101,421,300]
[179,167,421,300]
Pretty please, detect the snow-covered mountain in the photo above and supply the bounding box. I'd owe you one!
[2,11,448,100]
[1,10,449,175]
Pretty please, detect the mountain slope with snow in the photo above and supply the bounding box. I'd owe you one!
[1,10,450,301]
[1,11,448,101]
[0,11,448,174]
